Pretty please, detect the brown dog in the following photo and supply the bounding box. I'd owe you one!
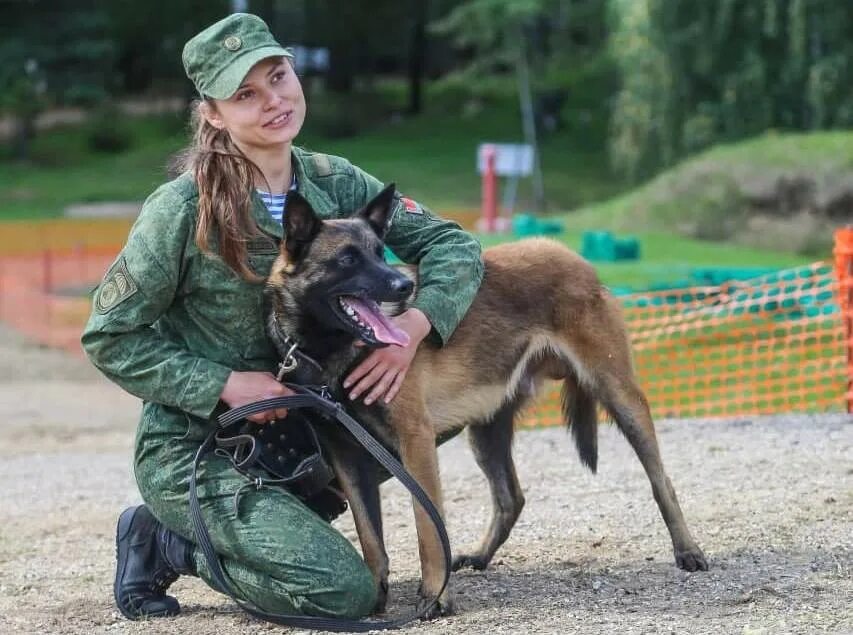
[265,185,708,618]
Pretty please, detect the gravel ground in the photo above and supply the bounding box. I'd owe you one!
[0,324,851,635]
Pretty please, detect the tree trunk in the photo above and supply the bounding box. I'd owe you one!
[516,29,546,213]
[13,115,35,161]
[327,42,355,93]
[407,0,427,115]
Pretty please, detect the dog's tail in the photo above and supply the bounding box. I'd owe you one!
[560,372,598,473]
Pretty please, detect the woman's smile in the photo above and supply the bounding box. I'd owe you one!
[264,110,293,129]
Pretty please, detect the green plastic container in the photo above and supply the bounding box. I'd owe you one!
[512,213,564,238]
[581,231,640,262]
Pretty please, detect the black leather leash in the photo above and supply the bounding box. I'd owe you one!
[189,383,452,631]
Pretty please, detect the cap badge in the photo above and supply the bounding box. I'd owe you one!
[223,36,242,51]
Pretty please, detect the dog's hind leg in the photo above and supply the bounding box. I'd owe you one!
[452,401,525,572]
[593,355,708,572]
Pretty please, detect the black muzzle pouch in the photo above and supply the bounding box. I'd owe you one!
[212,385,345,522]
[215,411,334,496]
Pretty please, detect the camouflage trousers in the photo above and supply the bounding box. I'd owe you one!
[133,415,376,619]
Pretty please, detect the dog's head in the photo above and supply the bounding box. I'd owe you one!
[266,183,415,351]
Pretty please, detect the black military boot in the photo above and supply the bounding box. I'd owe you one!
[114,505,196,620]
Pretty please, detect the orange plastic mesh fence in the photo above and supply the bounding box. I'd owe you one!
[520,259,847,427]
[1,238,851,424]
[0,249,117,352]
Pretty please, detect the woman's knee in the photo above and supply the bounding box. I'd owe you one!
[335,559,378,618]
[308,555,377,618]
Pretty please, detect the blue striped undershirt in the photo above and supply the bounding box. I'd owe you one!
[257,176,298,225]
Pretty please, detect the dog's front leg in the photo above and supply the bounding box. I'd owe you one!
[326,445,389,614]
[396,419,454,619]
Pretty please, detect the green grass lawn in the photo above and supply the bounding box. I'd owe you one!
[303,104,616,212]
[0,114,190,219]
[0,95,621,220]
[552,129,853,236]
[476,230,816,292]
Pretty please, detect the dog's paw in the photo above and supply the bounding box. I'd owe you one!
[416,590,455,620]
[675,546,708,572]
[372,578,389,615]
[451,553,489,571]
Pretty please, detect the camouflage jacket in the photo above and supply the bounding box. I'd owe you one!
[81,147,484,423]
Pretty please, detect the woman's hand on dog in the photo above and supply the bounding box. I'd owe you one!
[220,371,294,423]
[344,308,432,406]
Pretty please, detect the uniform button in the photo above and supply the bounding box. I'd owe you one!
[224,35,242,51]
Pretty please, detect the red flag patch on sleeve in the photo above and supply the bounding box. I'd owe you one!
[401,196,422,214]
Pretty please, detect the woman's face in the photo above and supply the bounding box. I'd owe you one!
[203,56,306,151]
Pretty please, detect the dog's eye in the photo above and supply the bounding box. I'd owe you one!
[337,250,359,267]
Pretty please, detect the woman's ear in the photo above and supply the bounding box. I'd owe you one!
[199,101,226,130]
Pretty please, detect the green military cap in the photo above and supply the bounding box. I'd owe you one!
[182,13,293,100]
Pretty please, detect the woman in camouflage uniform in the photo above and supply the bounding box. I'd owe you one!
[82,13,483,622]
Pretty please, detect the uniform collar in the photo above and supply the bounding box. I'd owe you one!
[251,148,339,241]
[250,192,283,239]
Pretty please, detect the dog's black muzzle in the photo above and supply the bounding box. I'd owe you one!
[386,274,413,301]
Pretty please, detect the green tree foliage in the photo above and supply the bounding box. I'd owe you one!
[104,1,229,94]
[432,0,608,77]
[0,2,116,108]
[0,2,117,158]
[300,0,410,93]
[609,0,853,180]
[431,0,545,72]
[0,1,231,158]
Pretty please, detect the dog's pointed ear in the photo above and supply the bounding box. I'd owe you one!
[358,183,396,240]
[283,191,321,262]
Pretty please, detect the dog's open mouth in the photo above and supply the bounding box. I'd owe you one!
[336,296,411,347]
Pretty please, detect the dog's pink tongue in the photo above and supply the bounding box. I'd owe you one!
[348,297,410,346]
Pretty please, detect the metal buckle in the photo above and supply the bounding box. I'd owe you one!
[276,341,300,381]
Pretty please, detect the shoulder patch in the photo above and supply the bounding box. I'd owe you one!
[398,195,423,215]
[402,197,422,214]
[312,153,332,177]
[95,257,138,314]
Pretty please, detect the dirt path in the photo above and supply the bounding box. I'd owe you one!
[0,325,850,634]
